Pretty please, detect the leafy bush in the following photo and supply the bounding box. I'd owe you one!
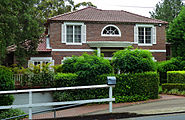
[0,109,25,120]
[0,66,15,106]
[54,73,78,87]
[21,71,54,88]
[99,72,159,103]
[157,57,185,84]
[167,71,185,83]
[162,83,185,91]
[112,48,156,73]
[52,64,63,73]
[62,53,112,85]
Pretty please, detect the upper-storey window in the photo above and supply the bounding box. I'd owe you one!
[134,24,156,46]
[101,25,121,37]
[62,22,86,45]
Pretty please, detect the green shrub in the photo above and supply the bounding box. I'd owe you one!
[21,71,55,88]
[157,57,185,84]
[0,109,25,120]
[112,48,156,73]
[52,64,63,73]
[167,71,185,83]
[62,53,112,85]
[0,66,15,106]
[162,83,185,91]
[98,72,159,103]
[54,73,78,87]
[53,73,108,102]
[162,89,185,96]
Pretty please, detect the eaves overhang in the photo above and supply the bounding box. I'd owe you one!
[87,41,133,48]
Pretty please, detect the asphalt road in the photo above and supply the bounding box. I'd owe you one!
[121,113,185,120]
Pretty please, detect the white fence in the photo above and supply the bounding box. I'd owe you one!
[0,84,115,120]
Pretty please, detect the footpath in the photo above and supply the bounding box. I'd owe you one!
[31,94,185,119]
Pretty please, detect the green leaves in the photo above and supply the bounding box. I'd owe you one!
[0,0,43,65]
[62,53,112,85]
[167,7,185,57]
[112,48,156,73]
[150,0,184,23]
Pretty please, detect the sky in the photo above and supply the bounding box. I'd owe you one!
[73,0,181,17]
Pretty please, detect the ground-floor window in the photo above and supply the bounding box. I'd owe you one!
[28,57,54,68]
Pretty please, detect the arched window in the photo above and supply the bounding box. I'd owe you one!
[101,25,121,37]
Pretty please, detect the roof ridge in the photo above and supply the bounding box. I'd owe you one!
[120,10,168,24]
[48,6,97,20]
[103,9,167,24]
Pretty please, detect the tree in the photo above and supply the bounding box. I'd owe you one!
[150,0,184,23]
[167,7,185,57]
[36,0,96,23]
[0,0,43,65]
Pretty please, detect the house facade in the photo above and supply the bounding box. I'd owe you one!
[29,7,168,66]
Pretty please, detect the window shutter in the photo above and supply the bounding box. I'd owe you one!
[152,27,156,44]
[82,25,86,43]
[61,24,66,43]
[134,26,138,44]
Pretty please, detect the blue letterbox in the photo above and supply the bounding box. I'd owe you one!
[107,76,116,85]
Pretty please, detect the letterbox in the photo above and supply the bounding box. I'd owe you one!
[107,76,116,85]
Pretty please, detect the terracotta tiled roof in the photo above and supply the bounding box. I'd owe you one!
[37,36,51,52]
[48,7,168,24]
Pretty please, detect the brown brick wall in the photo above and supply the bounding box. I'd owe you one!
[152,52,166,61]
[48,22,167,62]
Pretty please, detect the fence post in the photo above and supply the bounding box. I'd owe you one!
[29,91,32,120]
[109,86,113,113]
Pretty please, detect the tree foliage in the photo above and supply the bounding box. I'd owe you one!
[112,48,156,73]
[150,0,184,23]
[167,7,185,57]
[0,0,43,65]
[36,0,96,23]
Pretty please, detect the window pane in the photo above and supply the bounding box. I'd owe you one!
[75,26,81,43]
[146,36,151,43]
[67,26,73,43]
[103,26,120,35]
[139,36,144,43]
[138,27,144,43]
[145,27,152,44]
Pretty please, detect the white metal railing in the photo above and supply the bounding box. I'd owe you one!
[0,84,115,120]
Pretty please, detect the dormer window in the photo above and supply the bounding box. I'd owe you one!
[101,25,121,37]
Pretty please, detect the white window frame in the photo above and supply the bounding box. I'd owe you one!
[134,24,156,46]
[101,25,121,37]
[62,22,86,45]
[46,36,51,49]
[28,57,54,69]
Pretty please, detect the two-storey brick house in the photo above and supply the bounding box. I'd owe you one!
[28,7,168,66]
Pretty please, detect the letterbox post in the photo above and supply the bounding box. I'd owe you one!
[107,76,116,113]
[109,85,113,112]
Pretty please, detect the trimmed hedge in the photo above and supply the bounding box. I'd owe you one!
[54,73,78,87]
[162,83,185,91]
[157,57,185,84]
[167,71,185,83]
[99,72,159,103]
[53,72,159,103]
